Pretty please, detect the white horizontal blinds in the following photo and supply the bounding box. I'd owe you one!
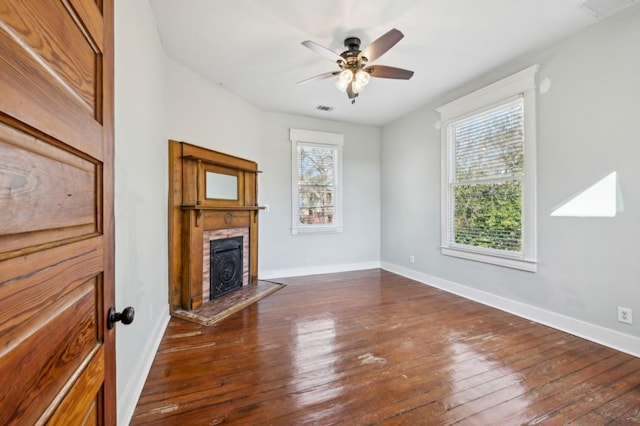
[449,97,524,253]
[453,98,524,181]
[296,143,336,225]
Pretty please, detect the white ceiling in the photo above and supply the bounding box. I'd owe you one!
[148,0,633,126]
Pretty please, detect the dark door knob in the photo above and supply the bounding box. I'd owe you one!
[107,306,135,329]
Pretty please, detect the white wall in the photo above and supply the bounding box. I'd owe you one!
[163,62,382,277]
[114,0,170,424]
[381,7,640,354]
[259,112,381,278]
[165,58,263,161]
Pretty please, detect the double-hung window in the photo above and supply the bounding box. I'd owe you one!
[437,65,539,271]
[290,129,343,235]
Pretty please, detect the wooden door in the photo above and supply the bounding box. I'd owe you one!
[0,0,115,424]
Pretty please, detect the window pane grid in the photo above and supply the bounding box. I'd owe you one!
[296,144,337,226]
[451,173,524,185]
[298,184,334,188]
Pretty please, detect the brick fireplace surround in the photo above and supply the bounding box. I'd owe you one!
[202,227,250,301]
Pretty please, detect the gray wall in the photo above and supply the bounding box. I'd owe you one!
[259,112,381,277]
[381,7,640,344]
[114,0,169,423]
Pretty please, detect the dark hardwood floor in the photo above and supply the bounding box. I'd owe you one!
[131,269,640,425]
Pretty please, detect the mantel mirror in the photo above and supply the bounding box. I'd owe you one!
[205,170,238,200]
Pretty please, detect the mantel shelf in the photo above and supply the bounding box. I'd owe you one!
[181,154,262,173]
[180,205,266,211]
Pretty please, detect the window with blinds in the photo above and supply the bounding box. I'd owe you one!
[290,129,343,235]
[449,97,524,253]
[438,65,539,272]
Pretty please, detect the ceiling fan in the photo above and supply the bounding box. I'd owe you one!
[297,28,414,104]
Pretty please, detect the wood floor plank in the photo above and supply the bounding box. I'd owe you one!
[524,362,640,424]
[131,269,640,425]
[451,352,630,425]
[595,386,640,423]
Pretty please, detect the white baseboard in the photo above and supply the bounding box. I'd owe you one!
[381,262,640,358]
[260,260,381,280]
[117,304,170,426]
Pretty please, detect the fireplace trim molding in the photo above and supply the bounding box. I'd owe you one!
[168,140,261,312]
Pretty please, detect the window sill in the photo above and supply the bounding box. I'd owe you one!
[441,247,537,272]
[291,226,343,236]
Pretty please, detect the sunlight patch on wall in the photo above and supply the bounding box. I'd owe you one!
[551,172,622,217]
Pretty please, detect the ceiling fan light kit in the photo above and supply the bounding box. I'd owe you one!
[299,29,414,104]
[335,69,353,92]
[335,69,371,93]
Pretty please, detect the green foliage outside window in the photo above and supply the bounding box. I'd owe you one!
[454,181,521,251]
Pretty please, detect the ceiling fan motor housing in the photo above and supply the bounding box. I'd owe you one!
[340,37,367,67]
[344,37,361,51]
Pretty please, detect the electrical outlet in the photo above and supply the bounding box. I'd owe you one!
[617,306,633,325]
[409,255,415,264]
[264,204,270,212]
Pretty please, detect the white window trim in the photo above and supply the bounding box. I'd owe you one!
[290,129,344,235]
[437,65,540,272]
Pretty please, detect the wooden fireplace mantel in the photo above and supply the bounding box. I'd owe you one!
[180,205,264,211]
[168,140,261,312]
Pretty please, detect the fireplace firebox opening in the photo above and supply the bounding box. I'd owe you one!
[210,236,243,299]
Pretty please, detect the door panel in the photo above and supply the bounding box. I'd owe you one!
[0,0,115,424]
[0,281,100,423]
[0,238,103,337]
[0,6,103,159]
[1,0,99,111]
[48,347,105,425]
[0,122,99,254]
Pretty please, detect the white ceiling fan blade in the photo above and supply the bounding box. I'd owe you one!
[296,71,339,85]
[301,40,345,64]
